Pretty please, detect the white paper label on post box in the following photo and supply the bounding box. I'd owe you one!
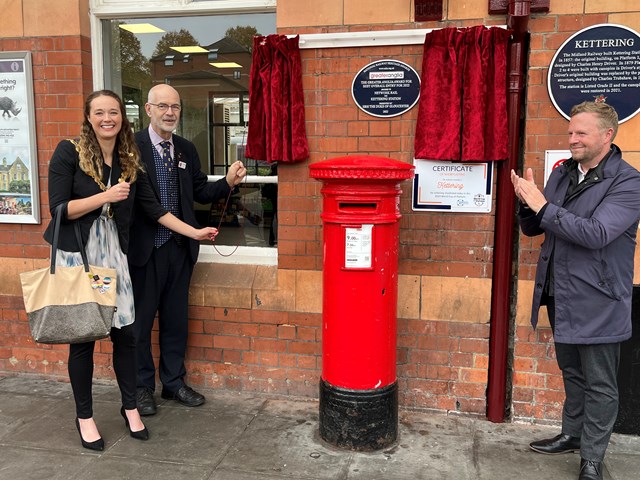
[345,224,373,269]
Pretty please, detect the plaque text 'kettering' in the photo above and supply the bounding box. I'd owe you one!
[574,38,634,48]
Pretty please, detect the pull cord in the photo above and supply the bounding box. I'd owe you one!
[213,120,248,257]
[212,173,246,257]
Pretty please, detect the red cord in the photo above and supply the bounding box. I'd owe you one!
[212,179,241,257]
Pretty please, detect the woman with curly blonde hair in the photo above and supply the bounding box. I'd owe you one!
[74,92,143,185]
[44,90,218,451]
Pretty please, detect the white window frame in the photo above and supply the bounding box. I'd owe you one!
[89,0,277,99]
[90,0,278,265]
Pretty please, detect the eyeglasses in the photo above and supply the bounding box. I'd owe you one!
[148,103,182,112]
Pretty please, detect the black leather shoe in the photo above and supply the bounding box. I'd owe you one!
[579,458,603,480]
[161,385,205,407]
[529,433,581,454]
[75,418,104,451]
[121,406,149,441]
[136,388,157,416]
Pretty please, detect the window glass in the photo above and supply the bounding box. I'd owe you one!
[102,13,277,248]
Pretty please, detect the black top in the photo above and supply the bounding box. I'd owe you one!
[44,139,167,253]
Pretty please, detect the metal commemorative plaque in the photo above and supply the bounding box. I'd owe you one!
[351,60,421,118]
[548,23,640,123]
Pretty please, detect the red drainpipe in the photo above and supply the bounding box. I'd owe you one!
[486,0,531,423]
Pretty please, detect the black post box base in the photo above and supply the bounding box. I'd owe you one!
[319,379,398,451]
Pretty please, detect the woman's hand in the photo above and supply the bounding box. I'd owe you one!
[66,181,131,220]
[105,181,130,203]
[189,227,219,242]
[158,213,218,241]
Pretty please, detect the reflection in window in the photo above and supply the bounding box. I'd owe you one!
[208,173,278,248]
[102,13,277,249]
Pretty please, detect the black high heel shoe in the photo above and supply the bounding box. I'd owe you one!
[120,406,149,440]
[75,418,104,451]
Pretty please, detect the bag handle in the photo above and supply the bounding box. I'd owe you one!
[49,203,91,274]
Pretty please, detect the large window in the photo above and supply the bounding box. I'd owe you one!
[96,3,277,263]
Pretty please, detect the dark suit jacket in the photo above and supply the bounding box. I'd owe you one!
[44,139,166,253]
[129,128,232,266]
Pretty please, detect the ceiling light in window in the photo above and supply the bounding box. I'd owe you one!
[170,46,209,54]
[210,62,243,68]
[119,23,165,34]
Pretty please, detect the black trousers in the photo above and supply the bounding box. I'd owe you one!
[130,238,193,393]
[547,297,620,462]
[68,324,137,418]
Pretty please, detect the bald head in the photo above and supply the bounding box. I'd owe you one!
[148,84,180,104]
[145,83,181,139]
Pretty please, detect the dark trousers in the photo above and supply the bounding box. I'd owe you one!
[68,324,137,418]
[130,238,193,393]
[547,298,620,462]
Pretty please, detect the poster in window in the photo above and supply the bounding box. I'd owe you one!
[0,51,40,224]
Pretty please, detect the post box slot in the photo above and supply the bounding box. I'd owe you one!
[339,202,377,211]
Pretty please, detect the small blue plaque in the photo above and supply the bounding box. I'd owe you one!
[352,60,421,118]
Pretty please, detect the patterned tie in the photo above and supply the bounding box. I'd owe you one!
[154,140,175,247]
[160,141,173,172]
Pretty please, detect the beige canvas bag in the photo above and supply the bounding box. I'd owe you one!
[20,204,116,344]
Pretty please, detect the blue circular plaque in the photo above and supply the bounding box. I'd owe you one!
[351,60,420,118]
[548,24,640,123]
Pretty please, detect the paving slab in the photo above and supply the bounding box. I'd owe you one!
[0,445,95,480]
[75,456,214,480]
[219,413,352,479]
[0,375,638,480]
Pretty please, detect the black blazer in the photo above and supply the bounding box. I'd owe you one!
[128,128,232,266]
[44,139,167,253]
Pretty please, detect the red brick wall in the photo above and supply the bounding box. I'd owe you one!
[0,35,92,256]
[277,30,499,279]
[0,34,92,379]
[1,23,497,417]
[197,309,322,396]
[398,318,491,415]
[273,22,497,415]
[6,8,638,424]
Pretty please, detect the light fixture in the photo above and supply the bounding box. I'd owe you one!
[210,62,243,68]
[164,55,175,67]
[119,23,165,34]
[170,46,209,54]
[233,71,241,80]
[208,49,219,61]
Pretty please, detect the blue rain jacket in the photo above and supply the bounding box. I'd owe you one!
[519,144,640,344]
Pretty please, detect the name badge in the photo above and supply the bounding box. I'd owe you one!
[178,161,186,169]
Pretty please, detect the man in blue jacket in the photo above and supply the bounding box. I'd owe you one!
[512,101,640,480]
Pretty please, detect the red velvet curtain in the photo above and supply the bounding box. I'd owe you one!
[246,34,309,163]
[414,26,511,162]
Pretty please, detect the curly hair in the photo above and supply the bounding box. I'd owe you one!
[570,101,619,141]
[76,90,144,184]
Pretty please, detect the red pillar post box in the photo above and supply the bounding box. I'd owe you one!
[309,155,414,451]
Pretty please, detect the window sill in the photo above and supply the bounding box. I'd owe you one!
[198,245,277,266]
